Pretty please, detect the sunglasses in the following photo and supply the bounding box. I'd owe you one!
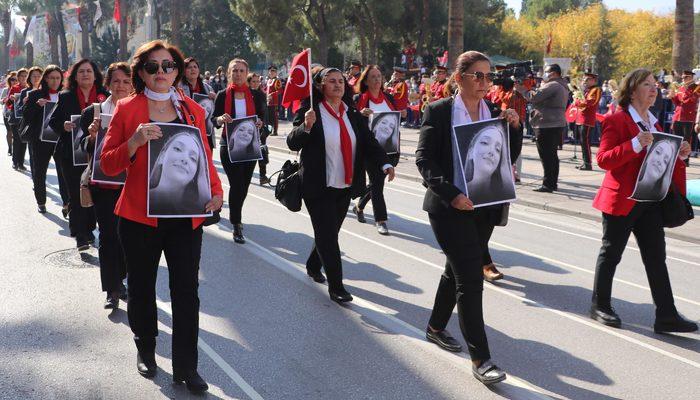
[143,60,177,75]
[462,72,496,82]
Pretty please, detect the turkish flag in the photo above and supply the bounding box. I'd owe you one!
[114,0,121,23]
[282,49,311,111]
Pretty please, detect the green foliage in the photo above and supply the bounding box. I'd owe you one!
[521,0,599,21]
[91,24,120,68]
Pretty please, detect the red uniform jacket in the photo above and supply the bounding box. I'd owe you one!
[430,80,446,102]
[100,93,223,229]
[592,108,686,216]
[389,80,408,110]
[671,85,699,122]
[574,86,601,127]
[265,77,282,106]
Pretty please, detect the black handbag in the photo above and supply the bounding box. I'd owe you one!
[271,159,302,212]
[660,185,694,228]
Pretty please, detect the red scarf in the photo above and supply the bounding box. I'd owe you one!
[44,88,59,100]
[224,83,256,138]
[187,79,201,95]
[356,90,395,111]
[321,100,353,185]
[77,85,97,110]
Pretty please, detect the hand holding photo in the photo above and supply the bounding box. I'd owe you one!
[630,132,682,202]
[225,116,262,163]
[92,114,126,185]
[71,115,89,166]
[452,118,516,207]
[147,123,212,217]
[370,111,401,155]
[40,101,59,143]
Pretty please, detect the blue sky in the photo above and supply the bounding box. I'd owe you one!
[505,0,700,16]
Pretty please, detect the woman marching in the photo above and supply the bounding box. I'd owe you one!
[287,67,394,303]
[79,62,133,309]
[248,72,271,185]
[100,40,223,391]
[6,68,28,170]
[18,66,43,174]
[212,58,266,244]
[20,65,70,214]
[179,57,216,148]
[49,59,109,250]
[416,51,519,385]
[352,65,405,235]
[590,68,697,333]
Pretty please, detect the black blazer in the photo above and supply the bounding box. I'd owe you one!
[287,101,390,199]
[49,87,109,161]
[416,97,504,215]
[20,88,47,143]
[211,88,266,146]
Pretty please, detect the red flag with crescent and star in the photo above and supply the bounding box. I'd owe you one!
[282,48,312,112]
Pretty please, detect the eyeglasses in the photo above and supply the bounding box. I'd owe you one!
[143,60,177,75]
[462,72,496,82]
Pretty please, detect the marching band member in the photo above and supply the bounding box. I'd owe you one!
[429,65,448,102]
[347,60,363,93]
[574,70,602,171]
[388,66,409,112]
[670,70,699,165]
[264,65,282,136]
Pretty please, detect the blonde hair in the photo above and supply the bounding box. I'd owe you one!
[616,68,653,108]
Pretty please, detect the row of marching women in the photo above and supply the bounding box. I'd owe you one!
[2,39,697,394]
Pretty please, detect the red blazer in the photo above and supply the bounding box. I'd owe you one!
[100,93,223,228]
[592,108,686,216]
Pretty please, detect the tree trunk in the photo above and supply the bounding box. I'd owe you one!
[170,0,180,46]
[447,0,463,70]
[47,12,60,66]
[55,8,70,68]
[79,4,90,58]
[316,31,328,65]
[119,0,128,59]
[417,0,429,55]
[25,43,33,66]
[672,0,695,72]
[0,11,10,73]
[359,33,367,65]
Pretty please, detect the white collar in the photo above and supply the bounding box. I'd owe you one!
[453,94,490,123]
[628,105,658,129]
[144,87,183,120]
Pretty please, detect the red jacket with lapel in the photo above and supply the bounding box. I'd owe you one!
[100,93,223,228]
[592,108,686,216]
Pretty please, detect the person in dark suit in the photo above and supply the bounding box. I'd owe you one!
[211,58,266,244]
[49,58,109,250]
[416,51,520,386]
[287,67,395,303]
[21,65,69,214]
[590,68,697,333]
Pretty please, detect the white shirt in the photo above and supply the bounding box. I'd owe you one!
[49,92,58,102]
[628,106,658,153]
[101,95,116,115]
[319,102,357,189]
[234,98,247,119]
[368,99,393,128]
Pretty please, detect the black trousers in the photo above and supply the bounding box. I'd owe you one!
[535,127,562,189]
[304,187,352,292]
[4,117,11,155]
[474,207,496,266]
[509,125,524,165]
[220,146,256,224]
[30,140,69,206]
[428,209,491,361]
[92,186,126,293]
[118,217,203,371]
[62,161,96,242]
[592,203,677,318]
[576,124,594,167]
[267,105,278,135]
[672,121,694,166]
[10,123,27,167]
[357,166,388,222]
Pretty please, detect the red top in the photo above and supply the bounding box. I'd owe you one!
[430,80,446,102]
[100,93,223,228]
[671,85,699,122]
[4,84,22,110]
[389,81,408,110]
[592,109,686,216]
[574,86,601,127]
[265,77,282,106]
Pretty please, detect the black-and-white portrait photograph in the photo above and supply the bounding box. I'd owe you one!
[630,132,682,202]
[40,101,59,143]
[13,94,24,120]
[91,114,126,185]
[193,93,214,137]
[370,111,400,155]
[71,115,88,166]
[452,118,516,207]
[147,123,212,217]
[225,116,262,163]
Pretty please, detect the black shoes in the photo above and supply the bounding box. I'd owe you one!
[104,294,119,310]
[426,327,462,352]
[118,284,128,301]
[472,360,507,385]
[136,352,157,378]
[590,304,622,328]
[532,185,555,193]
[259,175,270,185]
[329,289,353,303]
[37,204,46,214]
[77,240,90,252]
[352,205,366,223]
[61,205,70,220]
[307,270,327,283]
[576,164,592,171]
[654,314,699,334]
[173,369,209,393]
[17,164,27,171]
[233,223,245,244]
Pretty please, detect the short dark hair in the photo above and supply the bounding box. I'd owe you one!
[545,64,562,75]
[131,40,185,93]
[65,58,104,92]
[104,62,132,86]
[39,65,63,91]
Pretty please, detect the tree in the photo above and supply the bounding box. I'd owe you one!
[673,0,694,72]
[447,0,463,69]
[0,2,11,72]
[170,0,180,47]
[17,0,38,66]
[521,0,599,21]
[118,0,127,59]
[91,24,119,67]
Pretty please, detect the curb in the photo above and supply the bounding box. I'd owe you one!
[267,144,699,245]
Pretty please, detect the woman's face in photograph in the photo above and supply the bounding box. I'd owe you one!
[645,141,673,181]
[161,134,199,187]
[235,121,256,146]
[374,116,396,144]
[471,128,502,177]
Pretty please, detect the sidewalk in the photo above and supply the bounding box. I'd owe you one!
[265,120,700,245]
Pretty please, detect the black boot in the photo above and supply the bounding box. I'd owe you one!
[134,337,157,377]
[173,369,209,392]
[233,223,245,244]
[590,304,621,327]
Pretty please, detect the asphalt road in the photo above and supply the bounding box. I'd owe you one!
[0,125,698,400]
